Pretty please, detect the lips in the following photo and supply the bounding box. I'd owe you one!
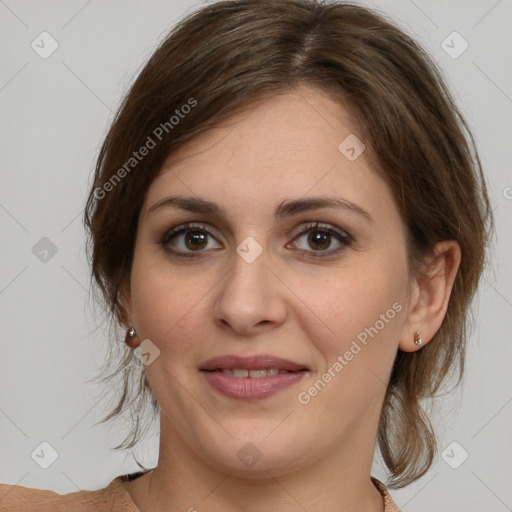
[200,354,308,400]
[200,354,308,372]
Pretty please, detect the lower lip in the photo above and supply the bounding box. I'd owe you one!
[200,370,307,400]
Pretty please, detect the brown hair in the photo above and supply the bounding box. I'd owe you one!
[84,0,493,487]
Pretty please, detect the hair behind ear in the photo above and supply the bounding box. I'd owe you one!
[378,350,437,488]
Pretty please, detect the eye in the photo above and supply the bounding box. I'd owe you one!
[160,221,351,260]
[161,223,222,257]
[288,222,352,258]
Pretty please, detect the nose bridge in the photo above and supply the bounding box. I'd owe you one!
[214,244,286,334]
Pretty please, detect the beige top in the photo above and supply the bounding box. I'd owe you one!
[0,472,401,511]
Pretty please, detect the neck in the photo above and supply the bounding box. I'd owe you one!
[128,416,384,512]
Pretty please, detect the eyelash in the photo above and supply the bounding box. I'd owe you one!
[160,222,352,260]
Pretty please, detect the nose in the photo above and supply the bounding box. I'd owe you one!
[213,249,287,337]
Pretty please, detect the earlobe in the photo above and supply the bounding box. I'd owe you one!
[399,240,461,353]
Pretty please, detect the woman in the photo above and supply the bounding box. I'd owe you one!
[0,0,492,510]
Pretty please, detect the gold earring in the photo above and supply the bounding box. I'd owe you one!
[414,330,423,346]
[125,327,141,349]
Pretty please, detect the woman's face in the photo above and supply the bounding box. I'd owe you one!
[126,86,415,476]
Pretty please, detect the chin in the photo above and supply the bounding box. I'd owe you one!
[197,431,312,478]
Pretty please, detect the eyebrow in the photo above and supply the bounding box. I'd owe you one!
[147,195,373,223]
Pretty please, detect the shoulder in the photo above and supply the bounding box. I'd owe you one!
[0,475,139,512]
[371,477,402,512]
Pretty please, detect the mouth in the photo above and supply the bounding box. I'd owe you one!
[199,354,309,400]
[212,368,298,377]
[200,354,308,372]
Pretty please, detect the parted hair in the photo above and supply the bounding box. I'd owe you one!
[84,0,492,487]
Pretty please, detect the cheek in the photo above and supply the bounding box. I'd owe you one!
[129,249,209,351]
[302,259,408,360]
[296,265,408,421]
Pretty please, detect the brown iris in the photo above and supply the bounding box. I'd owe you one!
[185,230,208,251]
[308,230,331,250]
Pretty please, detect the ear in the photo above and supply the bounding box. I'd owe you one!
[118,278,133,328]
[399,240,461,353]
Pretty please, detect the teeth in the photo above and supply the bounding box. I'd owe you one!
[221,368,286,378]
[249,369,267,378]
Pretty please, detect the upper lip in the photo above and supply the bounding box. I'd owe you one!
[200,354,308,372]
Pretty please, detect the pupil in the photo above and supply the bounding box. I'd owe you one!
[185,230,207,250]
[309,231,330,250]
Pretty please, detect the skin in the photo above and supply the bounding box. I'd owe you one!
[122,86,460,511]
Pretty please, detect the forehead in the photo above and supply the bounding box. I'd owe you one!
[142,86,395,226]
[162,87,362,171]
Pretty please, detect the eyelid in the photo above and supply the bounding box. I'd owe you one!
[161,222,220,243]
[290,221,351,240]
[160,222,223,259]
[287,221,352,257]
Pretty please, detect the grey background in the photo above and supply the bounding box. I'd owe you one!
[0,1,511,510]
